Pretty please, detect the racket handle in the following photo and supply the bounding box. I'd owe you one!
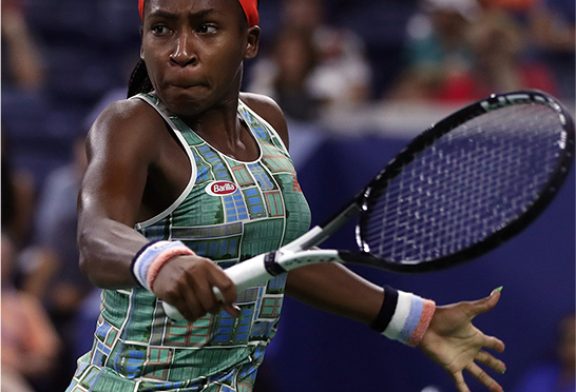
[162,253,275,320]
[162,286,228,320]
[163,302,186,320]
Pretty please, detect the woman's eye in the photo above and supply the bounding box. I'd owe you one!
[198,24,217,34]
[151,25,171,36]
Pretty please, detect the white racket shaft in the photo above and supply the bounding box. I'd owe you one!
[162,248,340,320]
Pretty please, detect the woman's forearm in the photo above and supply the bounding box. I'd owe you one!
[285,263,383,325]
[78,216,148,289]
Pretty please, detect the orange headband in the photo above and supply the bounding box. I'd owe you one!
[138,0,259,26]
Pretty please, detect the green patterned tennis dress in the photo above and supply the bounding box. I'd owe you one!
[66,93,311,392]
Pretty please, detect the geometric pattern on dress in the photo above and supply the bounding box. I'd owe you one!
[260,143,295,174]
[223,192,250,222]
[229,162,256,187]
[239,219,285,260]
[196,144,233,181]
[263,191,285,217]
[242,187,267,220]
[247,162,276,191]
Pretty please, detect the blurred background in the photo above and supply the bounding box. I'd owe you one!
[1,0,574,391]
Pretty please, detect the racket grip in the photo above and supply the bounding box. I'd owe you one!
[163,303,185,320]
[163,286,227,320]
[162,253,275,320]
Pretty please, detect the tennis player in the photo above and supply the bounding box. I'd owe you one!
[67,1,506,391]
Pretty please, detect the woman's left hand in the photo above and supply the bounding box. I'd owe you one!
[419,288,506,392]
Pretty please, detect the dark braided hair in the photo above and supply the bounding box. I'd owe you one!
[127,0,152,98]
[127,59,153,98]
[128,1,153,98]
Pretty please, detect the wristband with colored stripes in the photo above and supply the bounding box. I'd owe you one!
[131,240,195,292]
[371,286,436,346]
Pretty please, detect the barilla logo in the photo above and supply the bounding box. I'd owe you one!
[205,181,238,196]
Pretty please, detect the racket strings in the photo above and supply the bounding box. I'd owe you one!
[361,103,566,264]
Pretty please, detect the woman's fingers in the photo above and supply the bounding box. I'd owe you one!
[475,351,507,374]
[452,371,471,392]
[469,288,502,319]
[452,356,506,392]
[484,334,506,353]
[465,362,504,392]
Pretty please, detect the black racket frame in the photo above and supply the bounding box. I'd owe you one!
[336,90,575,273]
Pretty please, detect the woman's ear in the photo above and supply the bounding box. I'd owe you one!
[245,26,261,59]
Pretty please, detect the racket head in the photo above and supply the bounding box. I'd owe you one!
[356,90,575,272]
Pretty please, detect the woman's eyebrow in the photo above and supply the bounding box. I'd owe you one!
[147,8,217,21]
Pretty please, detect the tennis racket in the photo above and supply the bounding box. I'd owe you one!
[163,90,574,320]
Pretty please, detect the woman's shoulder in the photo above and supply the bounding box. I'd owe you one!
[90,97,164,138]
[86,96,168,159]
[96,97,157,124]
[240,92,282,115]
[239,92,289,146]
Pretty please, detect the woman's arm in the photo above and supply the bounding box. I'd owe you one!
[286,263,383,324]
[77,99,237,319]
[288,264,506,392]
[77,99,159,288]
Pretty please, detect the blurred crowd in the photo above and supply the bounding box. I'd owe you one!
[1,0,574,391]
[245,0,575,120]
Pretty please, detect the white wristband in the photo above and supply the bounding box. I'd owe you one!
[131,240,193,292]
[382,290,436,346]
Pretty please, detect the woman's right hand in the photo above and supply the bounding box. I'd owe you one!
[152,255,240,322]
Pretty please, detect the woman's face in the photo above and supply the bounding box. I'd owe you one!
[140,0,259,117]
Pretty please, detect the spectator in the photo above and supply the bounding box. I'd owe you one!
[249,0,373,111]
[247,27,323,122]
[386,0,478,101]
[462,6,557,99]
[528,0,575,100]
[33,134,91,314]
[1,134,37,248]
[1,233,61,392]
[387,0,557,102]
[31,134,93,390]
[1,131,59,319]
[1,0,45,91]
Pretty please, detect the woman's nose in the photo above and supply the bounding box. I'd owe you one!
[169,32,197,66]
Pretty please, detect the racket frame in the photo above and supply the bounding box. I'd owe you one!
[355,90,575,272]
